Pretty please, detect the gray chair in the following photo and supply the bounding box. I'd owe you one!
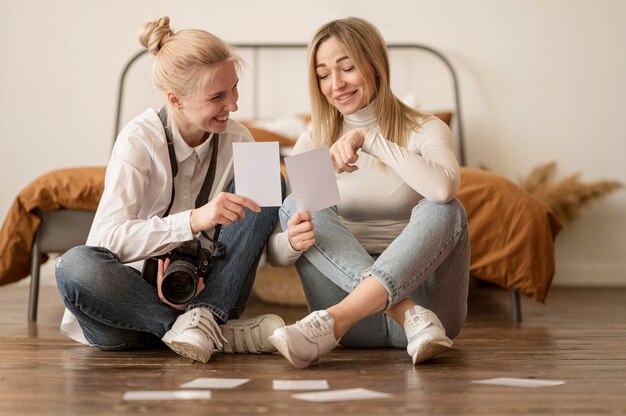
[28,209,95,322]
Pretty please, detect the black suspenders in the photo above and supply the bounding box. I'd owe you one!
[157,107,225,260]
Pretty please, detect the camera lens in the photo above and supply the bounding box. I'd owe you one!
[162,260,198,304]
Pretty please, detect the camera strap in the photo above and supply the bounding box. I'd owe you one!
[158,107,225,260]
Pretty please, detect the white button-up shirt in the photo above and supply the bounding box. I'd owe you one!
[61,108,255,343]
[87,108,253,267]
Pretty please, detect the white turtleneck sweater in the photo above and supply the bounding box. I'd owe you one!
[266,103,460,264]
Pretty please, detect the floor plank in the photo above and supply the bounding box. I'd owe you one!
[0,282,625,415]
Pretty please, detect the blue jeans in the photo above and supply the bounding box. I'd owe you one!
[56,203,279,351]
[280,194,470,348]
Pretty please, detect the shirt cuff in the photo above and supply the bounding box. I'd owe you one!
[361,128,379,154]
[267,230,303,267]
[168,209,196,241]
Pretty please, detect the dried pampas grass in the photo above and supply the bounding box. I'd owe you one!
[518,161,624,226]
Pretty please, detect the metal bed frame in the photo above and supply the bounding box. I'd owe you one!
[115,43,467,165]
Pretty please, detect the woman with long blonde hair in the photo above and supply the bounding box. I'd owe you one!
[268,17,470,368]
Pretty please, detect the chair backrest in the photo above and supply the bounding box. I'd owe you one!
[36,210,96,253]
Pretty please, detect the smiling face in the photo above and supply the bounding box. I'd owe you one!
[314,36,376,116]
[172,61,239,144]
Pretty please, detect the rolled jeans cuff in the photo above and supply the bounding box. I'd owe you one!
[186,303,228,324]
[361,266,396,309]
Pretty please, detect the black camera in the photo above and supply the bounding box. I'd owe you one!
[142,239,212,305]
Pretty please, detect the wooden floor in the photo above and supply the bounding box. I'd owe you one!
[0,282,625,415]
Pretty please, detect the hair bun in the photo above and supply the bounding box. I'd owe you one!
[139,16,174,55]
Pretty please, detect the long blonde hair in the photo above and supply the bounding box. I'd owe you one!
[139,16,241,108]
[307,17,426,147]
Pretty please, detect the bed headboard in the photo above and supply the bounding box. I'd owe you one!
[114,43,466,165]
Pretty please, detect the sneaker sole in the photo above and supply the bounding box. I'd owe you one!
[268,331,316,369]
[411,339,452,365]
[162,337,211,364]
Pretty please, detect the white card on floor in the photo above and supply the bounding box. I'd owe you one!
[233,141,282,207]
[471,377,565,388]
[123,390,212,401]
[283,146,340,212]
[291,388,391,402]
[180,377,249,389]
[273,379,330,390]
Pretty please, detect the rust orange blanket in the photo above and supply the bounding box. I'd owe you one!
[0,167,560,302]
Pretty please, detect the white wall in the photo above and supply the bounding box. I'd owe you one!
[1,0,625,286]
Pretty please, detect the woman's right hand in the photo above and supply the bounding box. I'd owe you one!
[329,127,368,173]
[287,211,316,251]
[189,192,260,234]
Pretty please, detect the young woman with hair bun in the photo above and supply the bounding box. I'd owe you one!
[55,16,285,363]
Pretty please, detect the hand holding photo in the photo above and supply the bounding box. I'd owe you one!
[233,142,282,207]
[283,146,341,212]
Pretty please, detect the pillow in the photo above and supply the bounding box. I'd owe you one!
[239,111,453,145]
[238,115,308,145]
[240,124,295,147]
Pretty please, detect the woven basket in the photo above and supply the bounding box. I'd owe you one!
[252,263,307,306]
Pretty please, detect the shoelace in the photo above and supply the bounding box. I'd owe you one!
[405,309,435,334]
[299,313,333,338]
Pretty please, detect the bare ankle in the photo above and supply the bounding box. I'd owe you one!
[324,309,345,340]
[386,299,419,326]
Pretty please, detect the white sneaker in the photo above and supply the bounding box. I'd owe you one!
[220,314,285,353]
[404,306,453,364]
[268,310,339,369]
[162,307,227,363]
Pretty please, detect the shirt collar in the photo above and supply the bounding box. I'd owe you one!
[170,119,215,163]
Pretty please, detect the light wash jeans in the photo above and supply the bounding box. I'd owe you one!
[56,190,280,351]
[280,194,470,348]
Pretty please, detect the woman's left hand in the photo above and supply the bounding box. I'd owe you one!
[156,258,205,311]
[329,128,368,173]
[287,211,316,252]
